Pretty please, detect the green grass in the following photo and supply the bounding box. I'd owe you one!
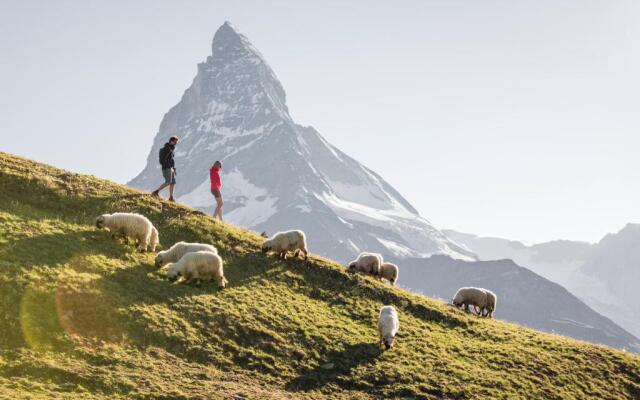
[0,151,639,399]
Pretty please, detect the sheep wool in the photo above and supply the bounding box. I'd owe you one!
[482,289,497,318]
[379,262,399,286]
[155,242,218,268]
[95,212,159,252]
[348,252,383,276]
[261,230,308,260]
[166,251,227,288]
[452,287,490,316]
[378,305,400,350]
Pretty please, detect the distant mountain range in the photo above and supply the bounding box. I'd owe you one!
[396,255,640,353]
[446,225,640,339]
[128,22,474,263]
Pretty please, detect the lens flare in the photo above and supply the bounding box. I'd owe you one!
[19,283,63,352]
[55,257,123,343]
[20,256,124,350]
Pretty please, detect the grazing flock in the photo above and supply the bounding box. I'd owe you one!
[95,211,497,350]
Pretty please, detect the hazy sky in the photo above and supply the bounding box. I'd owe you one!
[2,0,639,243]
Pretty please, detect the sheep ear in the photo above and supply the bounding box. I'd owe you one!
[260,231,268,238]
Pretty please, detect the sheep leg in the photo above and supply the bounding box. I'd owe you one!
[280,251,287,260]
[137,234,149,252]
[293,249,300,258]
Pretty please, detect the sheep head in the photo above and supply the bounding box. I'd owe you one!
[219,277,228,289]
[261,241,272,253]
[95,215,106,229]
[154,253,164,268]
[166,265,181,282]
[383,335,395,350]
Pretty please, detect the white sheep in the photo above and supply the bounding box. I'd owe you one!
[95,212,159,252]
[155,242,218,268]
[261,230,308,260]
[452,287,492,317]
[166,251,228,288]
[378,305,400,350]
[481,289,497,318]
[378,262,399,286]
[348,252,383,276]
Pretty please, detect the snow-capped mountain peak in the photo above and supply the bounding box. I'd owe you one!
[129,22,474,263]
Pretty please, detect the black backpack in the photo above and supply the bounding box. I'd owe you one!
[158,146,169,165]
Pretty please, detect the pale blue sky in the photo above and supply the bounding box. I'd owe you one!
[1,0,639,243]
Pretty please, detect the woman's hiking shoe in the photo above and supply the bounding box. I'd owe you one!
[169,197,175,202]
[151,190,159,197]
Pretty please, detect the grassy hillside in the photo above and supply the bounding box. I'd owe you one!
[0,152,639,399]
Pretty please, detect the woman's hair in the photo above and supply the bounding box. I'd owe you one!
[213,160,222,169]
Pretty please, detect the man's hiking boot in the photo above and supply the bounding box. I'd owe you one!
[151,190,159,197]
[169,197,175,202]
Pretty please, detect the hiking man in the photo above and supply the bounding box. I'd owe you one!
[210,160,223,220]
[151,136,178,201]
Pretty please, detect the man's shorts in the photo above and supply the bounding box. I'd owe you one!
[211,188,222,199]
[162,168,176,184]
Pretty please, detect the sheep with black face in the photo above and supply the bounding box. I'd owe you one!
[348,252,383,276]
[155,241,217,268]
[452,287,492,316]
[378,262,399,286]
[166,251,227,289]
[261,230,308,260]
[95,212,159,252]
[378,305,400,350]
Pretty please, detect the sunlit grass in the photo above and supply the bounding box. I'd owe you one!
[1,151,639,399]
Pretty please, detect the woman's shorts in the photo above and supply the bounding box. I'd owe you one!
[211,188,222,199]
[162,168,176,184]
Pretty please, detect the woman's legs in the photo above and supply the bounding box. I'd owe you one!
[214,194,223,221]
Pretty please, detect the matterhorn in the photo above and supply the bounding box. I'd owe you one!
[129,22,474,263]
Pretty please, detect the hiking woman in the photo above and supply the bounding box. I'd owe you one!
[210,161,223,221]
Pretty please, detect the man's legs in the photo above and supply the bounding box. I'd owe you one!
[153,168,174,198]
[168,169,176,201]
[152,181,170,196]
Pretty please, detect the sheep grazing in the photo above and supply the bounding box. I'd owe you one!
[155,242,218,268]
[166,251,227,288]
[378,262,399,286]
[378,305,400,350]
[348,252,383,276]
[482,289,497,318]
[95,212,159,252]
[261,230,308,260]
[452,287,496,318]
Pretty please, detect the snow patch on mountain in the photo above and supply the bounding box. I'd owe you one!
[178,168,278,227]
[177,178,213,208]
[377,238,415,257]
[223,170,278,227]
